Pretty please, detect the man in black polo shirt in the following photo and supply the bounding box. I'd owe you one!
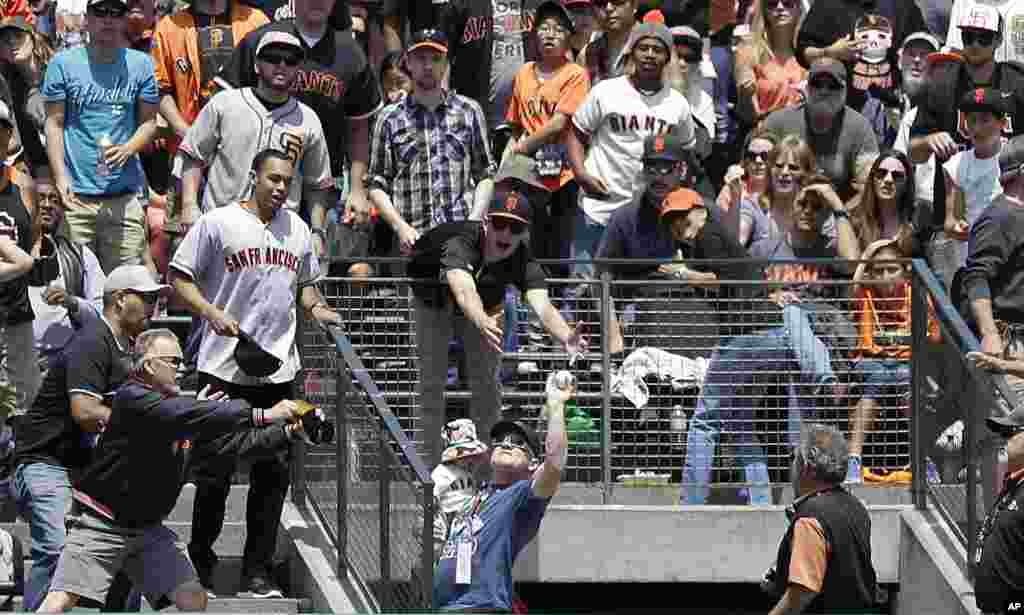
[11,265,167,612]
[910,4,1024,285]
[408,190,586,466]
[225,0,383,244]
[765,423,882,614]
[973,407,1024,614]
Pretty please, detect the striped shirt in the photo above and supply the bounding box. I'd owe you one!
[368,92,496,231]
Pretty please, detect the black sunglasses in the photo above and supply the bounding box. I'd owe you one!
[962,29,998,47]
[493,433,532,454]
[809,78,843,91]
[410,28,448,48]
[88,4,127,17]
[491,217,527,234]
[745,149,771,162]
[644,160,678,176]
[259,52,301,66]
[873,167,907,182]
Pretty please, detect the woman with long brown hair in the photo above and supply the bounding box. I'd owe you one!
[740,133,818,246]
[734,0,807,129]
[718,130,776,244]
[0,21,54,169]
[848,150,919,255]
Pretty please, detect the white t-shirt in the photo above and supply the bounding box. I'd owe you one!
[943,146,1003,230]
[947,0,1024,63]
[893,107,935,204]
[689,89,716,142]
[572,76,695,224]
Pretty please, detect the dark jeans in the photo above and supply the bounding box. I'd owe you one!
[188,374,294,580]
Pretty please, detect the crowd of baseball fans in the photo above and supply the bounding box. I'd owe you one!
[2,0,1024,611]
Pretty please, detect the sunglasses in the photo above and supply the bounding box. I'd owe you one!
[88,5,127,17]
[644,160,678,176]
[873,167,907,182]
[491,217,527,234]
[259,52,300,66]
[962,29,998,47]
[765,0,799,8]
[746,149,771,162]
[809,78,843,91]
[493,433,532,454]
[124,290,160,305]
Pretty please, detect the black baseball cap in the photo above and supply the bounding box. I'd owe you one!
[534,0,576,34]
[987,407,1024,437]
[960,87,1010,115]
[407,29,448,54]
[488,189,533,225]
[491,420,541,458]
[234,330,282,377]
[643,132,686,163]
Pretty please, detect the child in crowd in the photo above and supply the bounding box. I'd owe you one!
[943,87,1008,269]
[846,239,940,483]
[380,51,411,104]
[430,419,487,561]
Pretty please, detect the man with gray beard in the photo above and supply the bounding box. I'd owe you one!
[892,33,941,223]
[762,58,880,205]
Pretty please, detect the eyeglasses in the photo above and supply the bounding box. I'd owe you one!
[643,160,678,176]
[493,433,532,454]
[88,5,127,17]
[259,52,300,66]
[151,355,184,369]
[536,25,569,37]
[745,149,771,162]
[873,167,907,182]
[765,0,799,8]
[962,29,998,47]
[809,78,843,91]
[491,217,527,234]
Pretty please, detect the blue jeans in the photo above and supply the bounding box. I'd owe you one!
[681,319,834,505]
[13,463,71,611]
[855,358,911,403]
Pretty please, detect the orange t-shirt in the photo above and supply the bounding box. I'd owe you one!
[754,56,807,118]
[151,3,269,154]
[855,282,941,360]
[505,61,591,191]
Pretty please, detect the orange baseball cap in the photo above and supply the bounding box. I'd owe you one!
[659,188,705,220]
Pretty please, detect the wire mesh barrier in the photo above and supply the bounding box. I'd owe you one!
[298,322,434,611]
[289,257,1024,603]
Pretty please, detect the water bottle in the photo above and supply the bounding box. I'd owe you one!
[670,405,687,448]
[96,134,112,177]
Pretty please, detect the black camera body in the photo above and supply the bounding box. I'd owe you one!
[301,411,335,445]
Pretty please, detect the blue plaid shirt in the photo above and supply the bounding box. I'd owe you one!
[368,91,496,232]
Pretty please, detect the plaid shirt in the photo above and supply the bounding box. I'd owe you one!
[368,92,496,231]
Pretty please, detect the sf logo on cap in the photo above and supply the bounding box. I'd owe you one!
[653,136,666,152]
[976,88,986,104]
[505,192,520,212]
[965,9,991,28]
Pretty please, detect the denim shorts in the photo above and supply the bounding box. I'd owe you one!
[855,358,911,403]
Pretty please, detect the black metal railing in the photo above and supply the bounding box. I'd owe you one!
[295,322,434,610]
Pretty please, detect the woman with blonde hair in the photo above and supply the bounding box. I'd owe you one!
[740,133,818,246]
[734,0,807,129]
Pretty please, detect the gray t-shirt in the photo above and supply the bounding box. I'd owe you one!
[761,104,880,203]
[489,0,533,129]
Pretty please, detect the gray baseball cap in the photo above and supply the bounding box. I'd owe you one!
[104,265,170,295]
[626,22,673,55]
[494,153,548,192]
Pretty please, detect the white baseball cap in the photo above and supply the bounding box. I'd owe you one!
[901,31,940,52]
[958,4,1002,33]
[256,31,304,58]
[104,265,170,295]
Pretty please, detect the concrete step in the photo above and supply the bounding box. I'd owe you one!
[165,597,307,613]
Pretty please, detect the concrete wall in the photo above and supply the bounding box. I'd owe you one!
[513,504,910,583]
[896,510,980,615]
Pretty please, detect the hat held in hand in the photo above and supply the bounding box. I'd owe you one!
[234,330,282,377]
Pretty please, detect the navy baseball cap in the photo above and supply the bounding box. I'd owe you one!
[491,420,541,458]
[234,330,282,377]
[643,132,686,163]
[488,190,533,225]
[534,0,576,34]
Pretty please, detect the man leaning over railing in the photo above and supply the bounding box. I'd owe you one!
[432,371,571,613]
[959,138,1024,510]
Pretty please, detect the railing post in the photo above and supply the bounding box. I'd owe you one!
[910,269,927,509]
[600,270,613,503]
[966,370,978,581]
[336,356,349,578]
[379,428,392,589]
[421,480,434,609]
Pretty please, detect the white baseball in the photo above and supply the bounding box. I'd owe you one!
[555,371,575,389]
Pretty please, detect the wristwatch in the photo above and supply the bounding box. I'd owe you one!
[832,209,850,220]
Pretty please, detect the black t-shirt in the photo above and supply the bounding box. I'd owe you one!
[226,20,382,177]
[0,180,33,326]
[257,0,352,30]
[407,221,548,310]
[13,317,131,471]
[912,61,1024,226]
